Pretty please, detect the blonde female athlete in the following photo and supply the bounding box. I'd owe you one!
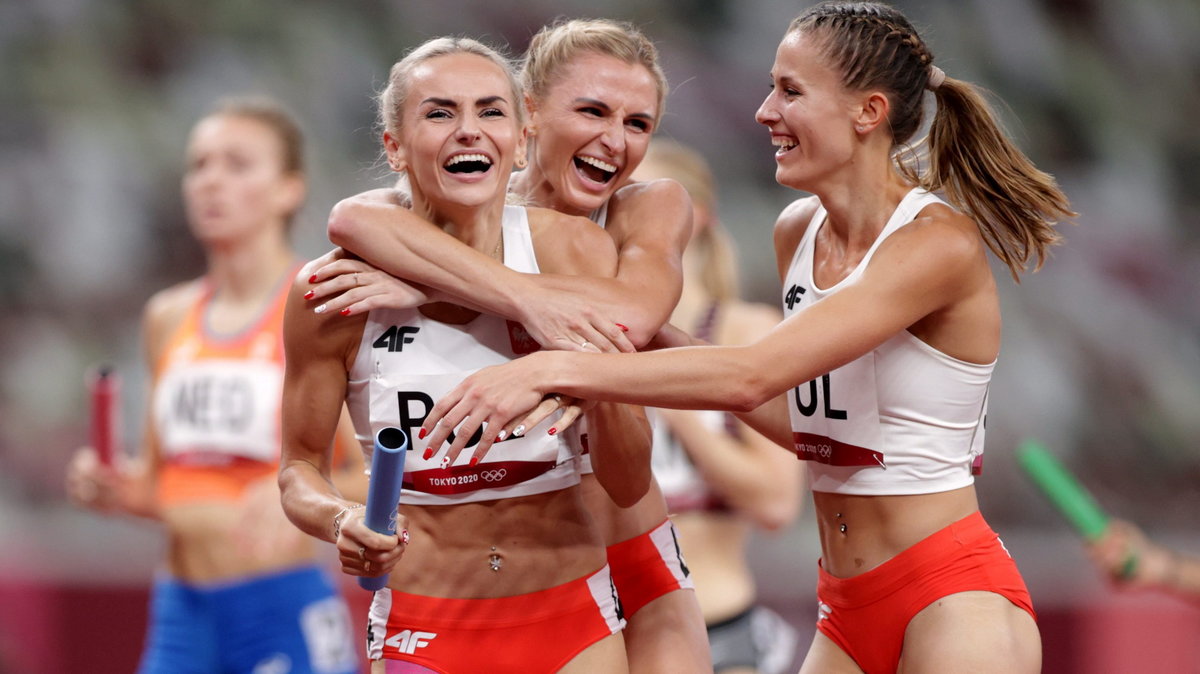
[277,38,648,673]
[421,2,1076,672]
[65,98,361,674]
[305,19,710,672]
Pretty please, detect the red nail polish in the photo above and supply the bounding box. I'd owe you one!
[616,323,629,332]
[309,274,319,283]
[548,427,557,436]
[469,456,479,467]
[422,448,433,460]
[303,290,315,300]
[340,308,351,316]
[418,428,428,440]
[495,436,503,443]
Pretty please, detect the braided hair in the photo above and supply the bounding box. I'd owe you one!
[791,1,1075,279]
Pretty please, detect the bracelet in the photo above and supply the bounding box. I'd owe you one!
[332,503,365,541]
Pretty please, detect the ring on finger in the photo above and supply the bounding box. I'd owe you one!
[581,341,592,350]
[354,272,361,286]
[358,546,366,560]
[364,559,372,573]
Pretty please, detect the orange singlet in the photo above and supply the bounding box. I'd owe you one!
[151,269,299,506]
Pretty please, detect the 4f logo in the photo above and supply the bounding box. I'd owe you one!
[374,325,420,352]
[784,284,807,310]
[385,629,437,655]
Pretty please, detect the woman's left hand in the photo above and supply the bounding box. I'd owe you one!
[306,249,429,316]
[421,351,573,465]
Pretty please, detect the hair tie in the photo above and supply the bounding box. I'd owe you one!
[927,65,946,91]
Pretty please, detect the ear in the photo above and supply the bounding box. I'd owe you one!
[278,173,307,217]
[853,90,891,135]
[523,92,539,136]
[514,122,529,169]
[383,131,407,173]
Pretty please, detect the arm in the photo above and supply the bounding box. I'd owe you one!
[653,302,802,531]
[583,403,653,508]
[425,208,990,451]
[1090,519,1200,598]
[278,256,404,577]
[322,181,690,351]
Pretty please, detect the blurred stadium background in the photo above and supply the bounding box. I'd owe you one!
[1,0,1198,671]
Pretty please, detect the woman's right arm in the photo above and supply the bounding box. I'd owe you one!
[278,258,405,576]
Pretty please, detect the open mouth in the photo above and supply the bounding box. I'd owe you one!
[772,136,797,157]
[444,153,493,174]
[573,155,618,184]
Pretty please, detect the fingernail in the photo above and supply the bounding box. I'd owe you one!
[340,308,351,316]
[422,448,433,460]
[314,304,327,314]
[495,430,507,442]
[512,425,525,437]
[418,428,428,440]
[469,456,479,467]
[309,274,319,283]
[303,290,315,300]
[548,427,557,436]
[616,323,629,332]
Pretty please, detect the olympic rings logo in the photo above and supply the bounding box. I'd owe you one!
[480,468,507,482]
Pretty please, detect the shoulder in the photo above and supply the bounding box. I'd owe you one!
[868,201,989,296]
[773,195,821,245]
[142,278,203,361]
[604,178,692,249]
[526,207,617,277]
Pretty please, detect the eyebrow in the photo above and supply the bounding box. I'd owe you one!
[420,95,509,108]
[573,97,657,124]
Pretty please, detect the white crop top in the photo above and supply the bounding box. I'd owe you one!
[781,189,993,496]
[346,206,578,505]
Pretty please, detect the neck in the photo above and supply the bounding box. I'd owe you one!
[510,165,590,217]
[204,224,295,302]
[412,193,508,259]
[807,156,913,247]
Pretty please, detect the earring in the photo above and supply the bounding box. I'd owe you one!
[515,156,527,169]
[856,125,865,132]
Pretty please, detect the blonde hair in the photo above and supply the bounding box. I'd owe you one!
[791,1,1075,280]
[643,140,740,302]
[522,18,668,121]
[378,37,523,138]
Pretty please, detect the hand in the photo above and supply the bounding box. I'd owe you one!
[1088,519,1174,590]
[335,504,410,578]
[517,285,635,354]
[421,352,563,466]
[306,249,428,316]
[65,447,121,512]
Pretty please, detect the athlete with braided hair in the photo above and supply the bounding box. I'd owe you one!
[422,2,1075,672]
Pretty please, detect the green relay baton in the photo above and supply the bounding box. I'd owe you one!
[1015,439,1137,577]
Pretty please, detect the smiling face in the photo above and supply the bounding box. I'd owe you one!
[524,52,659,215]
[384,52,525,214]
[182,114,302,246]
[755,30,861,191]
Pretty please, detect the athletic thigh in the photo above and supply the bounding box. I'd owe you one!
[898,590,1040,674]
[798,630,864,674]
[623,589,710,673]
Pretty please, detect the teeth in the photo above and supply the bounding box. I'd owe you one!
[446,153,492,166]
[772,137,796,149]
[577,156,617,173]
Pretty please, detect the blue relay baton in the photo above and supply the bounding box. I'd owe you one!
[359,427,409,591]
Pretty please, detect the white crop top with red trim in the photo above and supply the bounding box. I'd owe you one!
[781,189,993,496]
[346,206,578,506]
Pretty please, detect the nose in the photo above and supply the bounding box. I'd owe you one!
[599,117,626,155]
[755,91,780,126]
[456,114,481,142]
